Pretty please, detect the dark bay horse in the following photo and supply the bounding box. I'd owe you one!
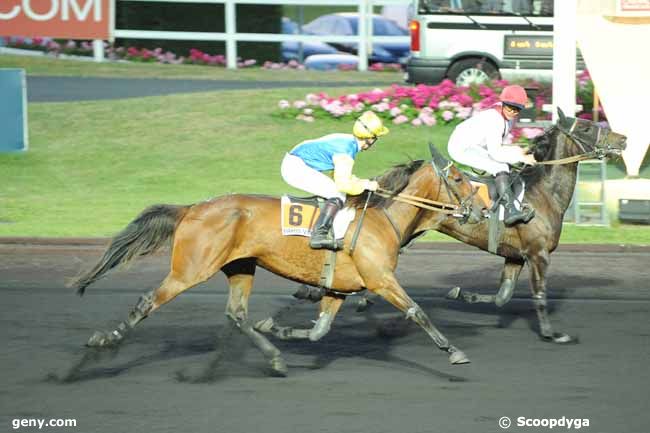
[430,109,626,343]
[71,155,480,376]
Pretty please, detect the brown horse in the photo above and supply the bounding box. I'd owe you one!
[71,155,481,376]
[360,109,627,343]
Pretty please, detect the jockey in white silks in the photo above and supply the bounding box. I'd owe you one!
[281,111,389,250]
[447,84,538,226]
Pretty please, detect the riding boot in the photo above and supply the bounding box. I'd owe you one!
[310,198,343,250]
[495,172,534,226]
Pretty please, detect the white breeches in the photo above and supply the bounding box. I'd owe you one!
[448,144,509,176]
[281,154,346,201]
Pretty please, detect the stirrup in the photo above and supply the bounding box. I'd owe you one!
[309,231,342,251]
[504,207,535,226]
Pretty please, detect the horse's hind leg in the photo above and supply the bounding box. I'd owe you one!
[255,294,345,341]
[367,273,470,365]
[223,259,289,377]
[86,276,188,347]
[87,217,239,348]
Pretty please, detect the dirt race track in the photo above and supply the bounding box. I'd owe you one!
[1,241,649,433]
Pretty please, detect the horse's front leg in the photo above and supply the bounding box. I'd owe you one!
[528,250,577,344]
[495,257,525,307]
[445,257,525,306]
[366,272,470,365]
[255,294,344,341]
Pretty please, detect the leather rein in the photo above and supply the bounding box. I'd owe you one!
[536,119,609,165]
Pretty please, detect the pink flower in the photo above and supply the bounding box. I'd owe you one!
[393,115,409,125]
[442,110,455,122]
[521,127,544,139]
[420,115,437,127]
[411,118,423,127]
[278,100,290,109]
[389,107,402,117]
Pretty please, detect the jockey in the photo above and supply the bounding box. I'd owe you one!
[281,111,389,250]
[447,84,537,226]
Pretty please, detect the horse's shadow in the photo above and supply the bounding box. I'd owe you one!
[49,262,612,384]
[47,298,477,384]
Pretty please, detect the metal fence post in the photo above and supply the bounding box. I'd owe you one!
[357,0,368,72]
[225,0,237,69]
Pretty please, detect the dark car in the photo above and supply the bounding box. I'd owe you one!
[281,17,340,62]
[301,13,410,64]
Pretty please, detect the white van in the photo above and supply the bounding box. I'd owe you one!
[405,0,583,85]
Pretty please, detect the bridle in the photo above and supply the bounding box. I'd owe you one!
[374,159,477,219]
[537,119,612,165]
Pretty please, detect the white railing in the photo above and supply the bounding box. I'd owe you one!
[109,0,412,70]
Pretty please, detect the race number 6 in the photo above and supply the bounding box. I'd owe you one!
[288,205,303,226]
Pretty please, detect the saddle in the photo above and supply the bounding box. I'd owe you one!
[280,195,356,292]
[280,195,355,240]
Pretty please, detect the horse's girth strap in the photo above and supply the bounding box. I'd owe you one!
[382,208,403,247]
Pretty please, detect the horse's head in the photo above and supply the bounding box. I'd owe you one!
[444,165,484,224]
[429,143,483,224]
[556,107,627,159]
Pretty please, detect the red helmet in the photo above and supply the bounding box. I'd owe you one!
[499,85,528,110]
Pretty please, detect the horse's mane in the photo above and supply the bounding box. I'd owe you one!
[519,125,560,186]
[347,160,425,209]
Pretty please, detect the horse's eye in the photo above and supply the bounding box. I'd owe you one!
[454,177,463,183]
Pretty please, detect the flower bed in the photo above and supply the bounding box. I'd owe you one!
[277,73,605,142]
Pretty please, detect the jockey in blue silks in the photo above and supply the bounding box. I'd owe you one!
[281,111,389,250]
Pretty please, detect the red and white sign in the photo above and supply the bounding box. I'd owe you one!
[0,0,113,40]
[618,0,650,13]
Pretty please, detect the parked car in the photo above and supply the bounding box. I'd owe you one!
[281,17,340,62]
[302,13,410,64]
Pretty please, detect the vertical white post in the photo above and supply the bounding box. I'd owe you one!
[552,0,577,122]
[357,0,368,71]
[93,39,104,62]
[225,0,237,69]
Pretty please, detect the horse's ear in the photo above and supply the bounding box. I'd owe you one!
[557,107,568,124]
[428,141,437,158]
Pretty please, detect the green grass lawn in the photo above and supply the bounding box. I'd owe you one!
[1,56,649,243]
[0,54,401,82]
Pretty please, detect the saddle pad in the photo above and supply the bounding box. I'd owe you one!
[280,196,355,239]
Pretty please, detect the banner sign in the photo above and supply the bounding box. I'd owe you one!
[0,0,113,40]
[504,35,554,57]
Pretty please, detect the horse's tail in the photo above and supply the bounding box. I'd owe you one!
[70,204,190,296]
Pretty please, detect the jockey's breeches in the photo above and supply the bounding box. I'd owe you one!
[448,144,509,176]
[281,153,346,201]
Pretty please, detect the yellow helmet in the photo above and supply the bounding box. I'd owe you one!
[353,111,390,139]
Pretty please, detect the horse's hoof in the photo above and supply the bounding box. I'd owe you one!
[268,357,289,377]
[86,331,109,347]
[356,297,374,313]
[254,317,275,334]
[446,286,461,300]
[542,332,579,345]
[449,350,471,365]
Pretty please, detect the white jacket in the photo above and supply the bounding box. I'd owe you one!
[448,108,524,165]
